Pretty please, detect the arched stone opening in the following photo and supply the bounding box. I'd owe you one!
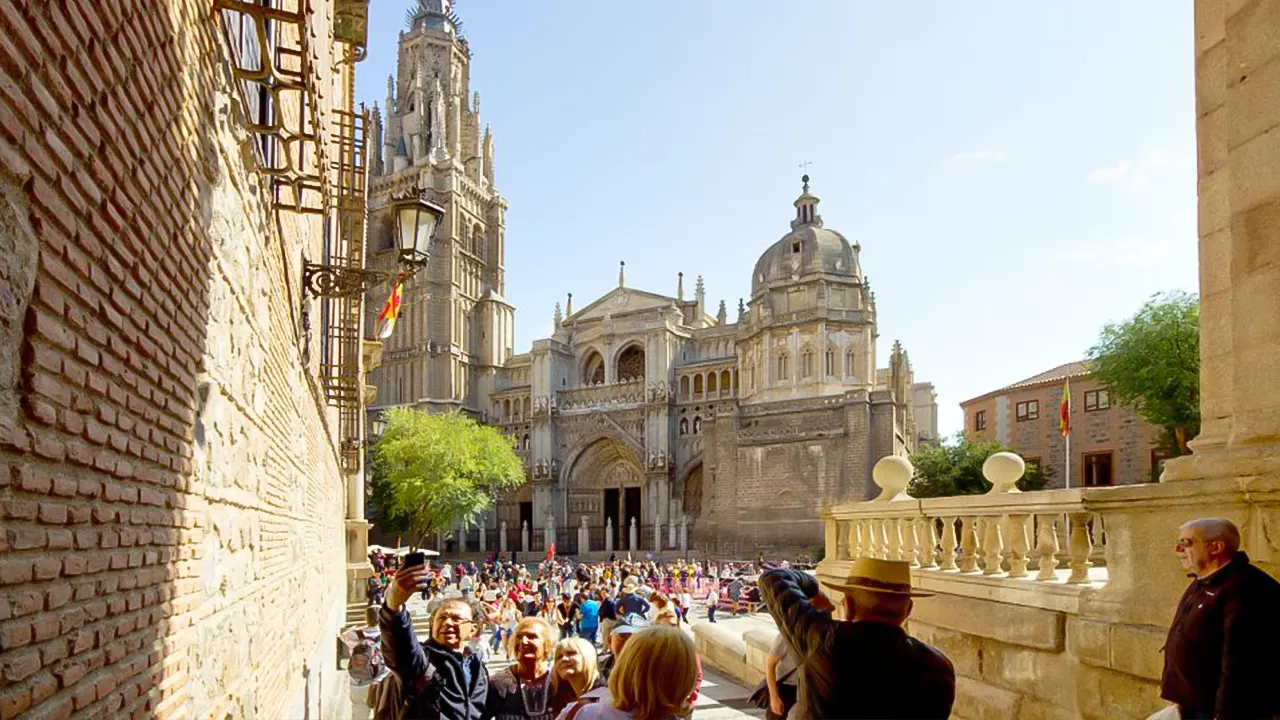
[675,462,703,520]
[582,350,605,385]
[565,437,646,550]
[615,343,645,382]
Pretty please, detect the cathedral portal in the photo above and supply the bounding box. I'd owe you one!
[564,437,646,551]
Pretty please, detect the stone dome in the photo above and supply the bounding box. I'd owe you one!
[751,178,861,296]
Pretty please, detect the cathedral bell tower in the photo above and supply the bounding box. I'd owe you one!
[365,0,515,417]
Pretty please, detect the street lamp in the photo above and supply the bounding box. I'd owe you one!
[302,186,446,298]
[391,190,446,270]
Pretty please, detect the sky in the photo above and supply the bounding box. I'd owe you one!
[356,1,1198,437]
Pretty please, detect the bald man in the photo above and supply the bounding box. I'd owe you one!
[1160,518,1280,720]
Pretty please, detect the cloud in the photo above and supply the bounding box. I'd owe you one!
[945,149,1007,169]
[1088,160,1129,182]
[1054,236,1173,268]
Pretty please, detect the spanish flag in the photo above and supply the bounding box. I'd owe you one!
[376,281,403,340]
[1059,379,1071,437]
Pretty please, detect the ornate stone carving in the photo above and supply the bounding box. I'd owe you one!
[558,379,645,412]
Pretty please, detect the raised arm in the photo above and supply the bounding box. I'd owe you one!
[757,569,832,660]
[379,565,431,683]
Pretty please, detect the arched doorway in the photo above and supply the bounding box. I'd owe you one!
[565,437,645,551]
[683,464,703,519]
[582,350,605,385]
[616,344,645,382]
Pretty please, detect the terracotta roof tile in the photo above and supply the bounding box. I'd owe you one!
[961,360,1093,406]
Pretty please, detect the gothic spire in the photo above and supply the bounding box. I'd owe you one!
[619,261,626,288]
[716,300,727,325]
[677,272,684,301]
[554,302,562,326]
[566,293,574,317]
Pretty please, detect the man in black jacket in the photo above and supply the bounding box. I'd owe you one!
[1160,517,1280,720]
[759,558,954,719]
[380,563,488,719]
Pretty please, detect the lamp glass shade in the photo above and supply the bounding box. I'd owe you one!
[394,195,444,266]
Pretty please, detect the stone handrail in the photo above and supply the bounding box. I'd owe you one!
[557,379,645,411]
[824,454,1105,586]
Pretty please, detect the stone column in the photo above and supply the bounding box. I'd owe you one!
[436,531,444,553]
[668,521,677,549]
[629,517,638,552]
[521,521,529,553]
[478,516,487,553]
[654,513,663,553]
[500,520,508,554]
[679,515,689,552]
[579,516,589,555]
[545,512,555,552]
[1166,0,1280,481]
[605,517,614,553]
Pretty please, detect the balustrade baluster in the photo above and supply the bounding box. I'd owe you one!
[835,520,848,561]
[1035,514,1060,581]
[862,519,875,559]
[982,515,1005,575]
[920,517,939,569]
[959,517,979,573]
[940,517,958,571]
[1067,512,1094,584]
[878,518,891,560]
[1005,514,1030,578]
[847,520,859,560]
[888,518,903,561]
[904,517,919,568]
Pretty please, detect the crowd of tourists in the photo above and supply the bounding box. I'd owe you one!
[365,552,762,720]
[358,516,1277,720]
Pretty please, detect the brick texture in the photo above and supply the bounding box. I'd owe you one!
[0,2,350,718]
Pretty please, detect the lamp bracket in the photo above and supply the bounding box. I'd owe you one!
[302,262,391,298]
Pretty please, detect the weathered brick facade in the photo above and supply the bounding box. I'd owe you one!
[962,362,1164,487]
[0,2,357,718]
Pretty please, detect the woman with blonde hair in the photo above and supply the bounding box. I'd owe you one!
[487,616,560,719]
[549,637,603,713]
[558,626,698,720]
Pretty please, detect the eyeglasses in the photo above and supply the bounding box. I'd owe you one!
[435,614,475,626]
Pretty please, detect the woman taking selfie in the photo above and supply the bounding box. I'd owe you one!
[487,616,560,720]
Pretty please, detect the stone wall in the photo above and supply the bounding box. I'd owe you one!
[0,2,352,718]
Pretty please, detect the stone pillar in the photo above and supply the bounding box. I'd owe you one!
[521,521,529,553]
[579,516,589,555]
[629,517,638,552]
[545,512,555,552]
[680,515,689,552]
[500,520,508,554]
[436,531,444,553]
[606,517,614,553]
[654,513,663,553]
[1166,0,1280,482]
[668,521,677,549]
[478,516,487,553]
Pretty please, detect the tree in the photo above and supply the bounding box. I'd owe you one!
[371,408,525,548]
[908,432,1052,498]
[1087,291,1200,455]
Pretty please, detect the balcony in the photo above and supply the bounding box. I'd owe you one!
[557,379,645,413]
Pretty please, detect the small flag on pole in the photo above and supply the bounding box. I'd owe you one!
[1059,379,1071,437]
[376,281,403,340]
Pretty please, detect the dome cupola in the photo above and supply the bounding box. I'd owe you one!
[751,176,861,297]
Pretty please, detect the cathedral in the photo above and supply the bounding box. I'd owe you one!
[366,0,937,556]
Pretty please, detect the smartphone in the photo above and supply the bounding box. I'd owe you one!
[404,551,426,569]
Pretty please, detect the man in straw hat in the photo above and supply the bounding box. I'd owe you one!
[759,557,955,719]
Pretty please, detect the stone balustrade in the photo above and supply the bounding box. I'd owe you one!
[815,454,1280,719]
[826,454,1105,588]
[557,379,646,412]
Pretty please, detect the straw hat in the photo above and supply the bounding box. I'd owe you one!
[824,557,933,597]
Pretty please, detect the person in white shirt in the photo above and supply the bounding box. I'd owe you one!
[679,589,694,625]
[706,586,720,623]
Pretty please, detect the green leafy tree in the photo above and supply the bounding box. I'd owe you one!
[367,451,411,539]
[1086,291,1200,455]
[908,432,1052,498]
[372,408,525,548]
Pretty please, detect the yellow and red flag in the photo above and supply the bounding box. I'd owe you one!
[376,281,403,340]
[1059,379,1071,437]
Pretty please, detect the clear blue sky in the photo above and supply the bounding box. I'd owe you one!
[357,1,1197,437]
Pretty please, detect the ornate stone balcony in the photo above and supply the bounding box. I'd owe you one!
[557,379,645,413]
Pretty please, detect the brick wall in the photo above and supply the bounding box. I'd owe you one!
[962,374,1162,487]
[0,2,350,719]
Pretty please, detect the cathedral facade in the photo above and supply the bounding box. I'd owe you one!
[486,180,937,557]
[367,1,936,556]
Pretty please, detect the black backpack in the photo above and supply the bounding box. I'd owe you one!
[373,666,438,720]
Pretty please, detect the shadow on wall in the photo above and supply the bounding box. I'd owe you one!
[0,3,341,718]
